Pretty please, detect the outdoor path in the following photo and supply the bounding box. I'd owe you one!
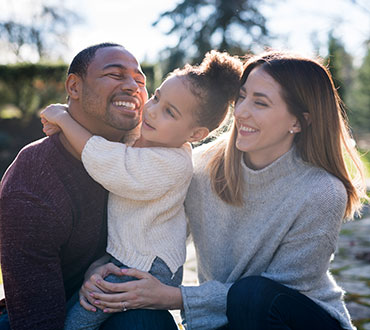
[0,213,369,329]
[173,209,370,329]
[331,211,370,329]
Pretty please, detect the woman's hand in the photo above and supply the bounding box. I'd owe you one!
[88,268,184,313]
[79,258,124,312]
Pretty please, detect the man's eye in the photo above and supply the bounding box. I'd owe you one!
[108,73,121,78]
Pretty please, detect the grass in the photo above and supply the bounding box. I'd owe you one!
[359,149,370,178]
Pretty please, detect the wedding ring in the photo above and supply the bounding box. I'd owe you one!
[121,301,128,312]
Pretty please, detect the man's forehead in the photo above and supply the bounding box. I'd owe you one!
[91,47,142,73]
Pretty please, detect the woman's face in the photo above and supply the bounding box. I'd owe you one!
[234,66,300,169]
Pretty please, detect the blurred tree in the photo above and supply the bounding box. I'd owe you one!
[325,32,354,102]
[0,0,79,62]
[347,42,370,132]
[153,0,270,72]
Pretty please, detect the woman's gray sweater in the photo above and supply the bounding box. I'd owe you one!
[181,143,354,330]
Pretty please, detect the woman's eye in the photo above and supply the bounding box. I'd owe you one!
[255,101,267,107]
[237,94,246,102]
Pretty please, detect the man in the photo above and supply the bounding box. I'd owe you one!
[0,43,147,329]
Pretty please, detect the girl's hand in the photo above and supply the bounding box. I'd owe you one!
[41,117,61,136]
[87,268,183,313]
[40,103,69,125]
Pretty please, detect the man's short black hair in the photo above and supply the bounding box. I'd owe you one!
[67,42,124,78]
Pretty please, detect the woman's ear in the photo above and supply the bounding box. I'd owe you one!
[291,119,301,134]
[65,74,82,100]
[291,112,311,133]
[188,127,209,143]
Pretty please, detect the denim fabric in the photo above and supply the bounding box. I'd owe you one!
[226,276,344,330]
[65,256,183,330]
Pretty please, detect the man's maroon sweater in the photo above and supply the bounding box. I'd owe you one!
[0,134,108,329]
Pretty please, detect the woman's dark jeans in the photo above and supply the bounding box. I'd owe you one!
[226,276,344,330]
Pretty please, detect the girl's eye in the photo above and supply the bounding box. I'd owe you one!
[166,108,175,118]
[152,94,159,102]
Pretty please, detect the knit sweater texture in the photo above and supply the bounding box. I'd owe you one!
[81,136,192,273]
[0,134,108,330]
[182,142,354,330]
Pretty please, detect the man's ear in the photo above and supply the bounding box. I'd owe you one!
[65,74,82,100]
[188,127,209,143]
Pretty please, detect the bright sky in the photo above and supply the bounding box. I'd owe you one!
[1,0,370,65]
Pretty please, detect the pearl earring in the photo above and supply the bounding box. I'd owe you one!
[289,130,294,134]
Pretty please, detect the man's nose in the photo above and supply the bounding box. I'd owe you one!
[120,76,139,93]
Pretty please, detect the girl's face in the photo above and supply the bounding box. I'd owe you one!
[139,76,204,148]
[234,66,300,169]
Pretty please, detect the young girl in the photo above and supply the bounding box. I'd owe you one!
[40,50,242,330]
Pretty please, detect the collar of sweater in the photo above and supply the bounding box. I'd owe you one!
[241,146,306,187]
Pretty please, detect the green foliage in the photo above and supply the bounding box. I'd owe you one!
[348,44,370,131]
[325,32,354,101]
[153,0,269,73]
[0,63,68,122]
[324,33,370,133]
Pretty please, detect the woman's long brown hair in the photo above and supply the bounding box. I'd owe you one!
[207,51,368,219]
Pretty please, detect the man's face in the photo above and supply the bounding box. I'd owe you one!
[80,47,148,132]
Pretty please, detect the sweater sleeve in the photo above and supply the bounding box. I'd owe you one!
[180,281,233,330]
[262,176,347,292]
[81,136,192,200]
[0,193,68,330]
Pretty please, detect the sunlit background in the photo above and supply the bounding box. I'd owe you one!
[1,0,370,64]
[0,0,370,177]
[1,0,370,325]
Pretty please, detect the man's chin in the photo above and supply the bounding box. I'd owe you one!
[108,117,141,132]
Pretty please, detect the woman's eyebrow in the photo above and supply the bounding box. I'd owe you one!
[253,92,273,104]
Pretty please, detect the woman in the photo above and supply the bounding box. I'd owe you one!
[79,51,367,330]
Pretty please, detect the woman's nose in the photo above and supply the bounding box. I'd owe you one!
[234,99,250,119]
